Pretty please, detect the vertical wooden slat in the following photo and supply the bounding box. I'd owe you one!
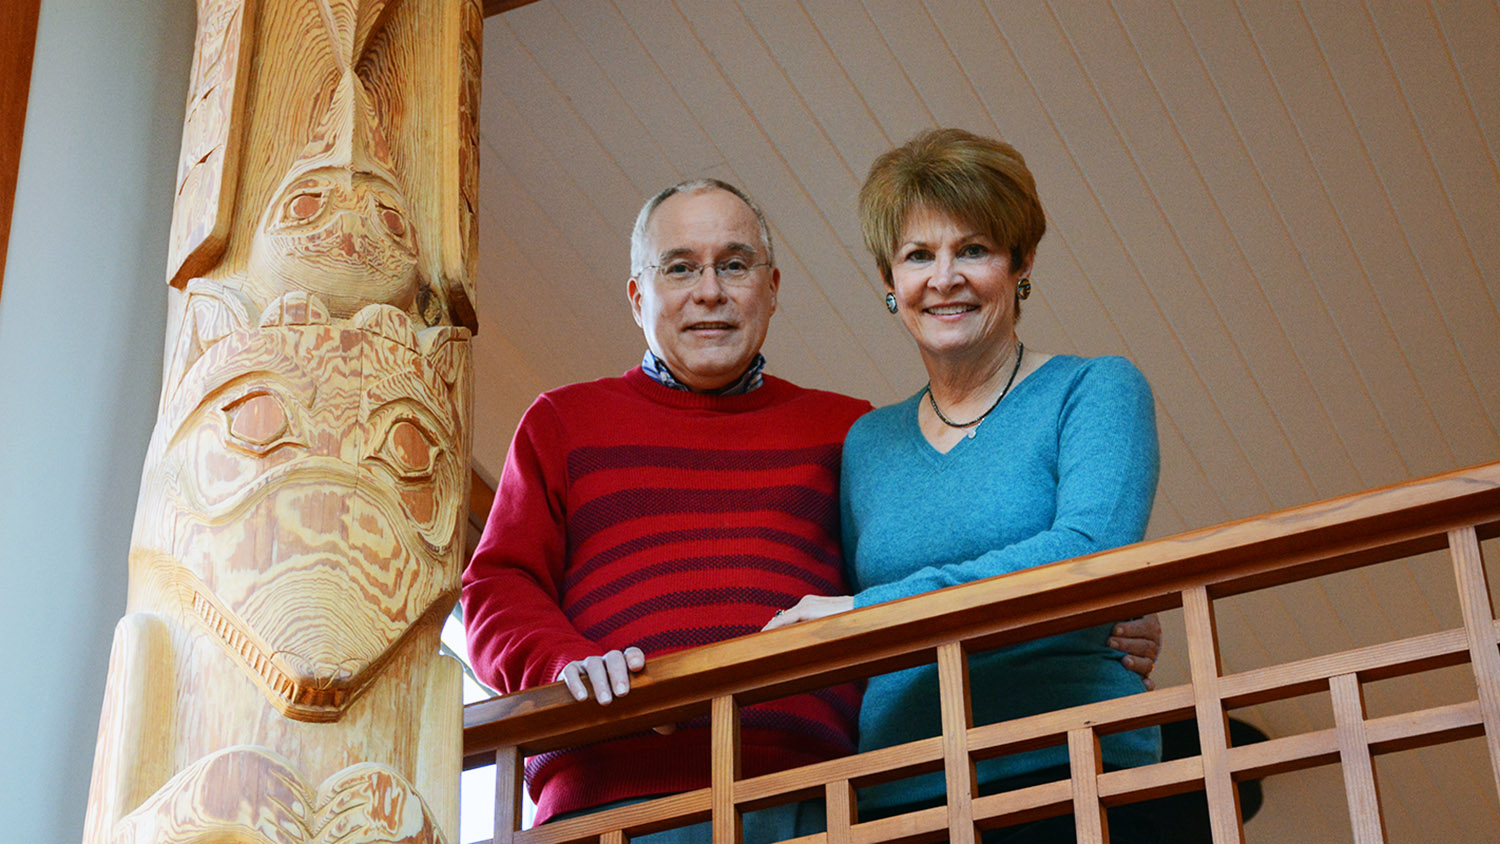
[1449,526,1500,797]
[492,746,522,844]
[711,694,743,844]
[600,832,626,844]
[1068,728,1107,844]
[1183,586,1246,844]
[825,780,856,844]
[1330,673,1387,843]
[937,641,977,844]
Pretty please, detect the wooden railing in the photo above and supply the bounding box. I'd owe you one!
[462,461,1500,844]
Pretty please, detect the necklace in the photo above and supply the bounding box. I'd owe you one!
[924,341,1025,439]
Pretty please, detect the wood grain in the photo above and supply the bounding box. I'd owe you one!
[1449,525,1500,798]
[84,2,478,841]
[1330,673,1387,843]
[937,642,976,844]
[825,781,856,844]
[1183,586,1245,843]
[1067,728,1106,844]
[492,746,521,844]
[712,694,743,844]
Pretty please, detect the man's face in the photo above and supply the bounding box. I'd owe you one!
[629,188,780,392]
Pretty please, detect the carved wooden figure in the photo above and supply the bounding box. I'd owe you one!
[84,1,480,842]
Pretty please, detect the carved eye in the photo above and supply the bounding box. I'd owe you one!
[378,205,407,239]
[376,418,439,480]
[223,391,292,455]
[282,189,327,225]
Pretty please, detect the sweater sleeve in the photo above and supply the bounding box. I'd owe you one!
[460,395,601,693]
[852,358,1160,609]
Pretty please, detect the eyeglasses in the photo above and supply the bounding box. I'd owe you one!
[645,257,772,288]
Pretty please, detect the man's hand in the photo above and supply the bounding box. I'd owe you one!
[1109,614,1162,691]
[761,595,854,631]
[557,647,646,705]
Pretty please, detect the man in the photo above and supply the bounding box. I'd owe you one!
[461,179,1159,839]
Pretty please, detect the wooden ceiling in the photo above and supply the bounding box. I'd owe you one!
[471,2,1500,840]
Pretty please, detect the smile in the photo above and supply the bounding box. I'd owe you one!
[925,304,977,316]
[687,322,737,331]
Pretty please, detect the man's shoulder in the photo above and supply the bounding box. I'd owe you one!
[761,375,873,416]
[533,371,637,408]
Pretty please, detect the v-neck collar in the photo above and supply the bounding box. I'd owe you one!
[907,355,1061,464]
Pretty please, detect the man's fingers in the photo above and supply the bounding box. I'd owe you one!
[560,664,588,701]
[624,646,646,671]
[603,650,631,697]
[582,655,613,705]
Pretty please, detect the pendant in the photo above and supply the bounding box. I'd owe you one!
[966,426,978,439]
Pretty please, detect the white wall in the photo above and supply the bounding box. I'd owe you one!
[0,0,194,840]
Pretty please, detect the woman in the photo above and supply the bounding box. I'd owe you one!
[766,128,1161,842]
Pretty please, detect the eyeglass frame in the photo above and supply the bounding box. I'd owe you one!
[641,256,774,288]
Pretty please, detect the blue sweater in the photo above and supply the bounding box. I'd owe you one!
[841,354,1161,810]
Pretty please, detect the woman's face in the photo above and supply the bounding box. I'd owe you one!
[889,205,1031,365]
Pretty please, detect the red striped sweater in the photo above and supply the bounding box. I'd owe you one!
[462,368,872,823]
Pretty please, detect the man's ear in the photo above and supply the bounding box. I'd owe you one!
[767,267,780,314]
[627,276,644,327]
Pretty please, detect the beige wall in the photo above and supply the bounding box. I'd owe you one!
[0,0,193,839]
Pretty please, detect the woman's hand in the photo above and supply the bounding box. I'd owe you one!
[1109,614,1162,690]
[761,594,854,631]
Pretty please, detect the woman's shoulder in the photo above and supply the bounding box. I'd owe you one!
[845,391,921,448]
[1035,353,1150,395]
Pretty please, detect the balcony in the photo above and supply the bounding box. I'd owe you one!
[462,461,1500,844]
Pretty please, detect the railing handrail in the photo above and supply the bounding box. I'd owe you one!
[464,459,1500,765]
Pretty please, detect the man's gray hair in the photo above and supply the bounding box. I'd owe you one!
[629,178,776,277]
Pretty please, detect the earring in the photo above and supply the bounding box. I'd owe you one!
[1017,277,1032,300]
[884,292,898,313]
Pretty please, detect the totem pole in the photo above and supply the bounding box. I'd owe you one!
[83,0,481,841]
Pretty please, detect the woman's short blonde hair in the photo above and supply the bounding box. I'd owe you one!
[859,128,1046,291]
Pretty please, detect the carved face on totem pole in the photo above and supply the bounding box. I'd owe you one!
[133,283,470,721]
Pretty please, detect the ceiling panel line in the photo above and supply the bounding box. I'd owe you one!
[1107,0,1369,500]
[650,0,911,397]
[1297,0,1500,453]
[1052,0,1326,505]
[1168,0,1422,491]
[968,1,1281,515]
[1233,0,1461,477]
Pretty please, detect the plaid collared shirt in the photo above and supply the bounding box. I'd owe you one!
[640,350,765,395]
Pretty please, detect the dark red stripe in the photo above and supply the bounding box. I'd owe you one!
[582,590,796,642]
[568,486,837,553]
[567,444,839,482]
[563,526,839,592]
[565,555,839,618]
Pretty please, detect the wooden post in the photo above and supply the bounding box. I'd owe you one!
[711,694,743,844]
[937,641,977,844]
[825,780,856,844]
[1449,526,1500,799]
[1068,728,1107,844]
[81,1,482,842]
[493,746,523,844]
[1330,673,1387,843]
[1183,586,1246,844]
